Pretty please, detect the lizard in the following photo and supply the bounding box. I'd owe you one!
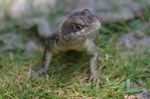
[32,9,101,84]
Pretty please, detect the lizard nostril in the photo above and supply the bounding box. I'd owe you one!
[86,16,94,24]
[87,16,92,20]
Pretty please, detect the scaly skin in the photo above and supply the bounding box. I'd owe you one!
[32,9,101,84]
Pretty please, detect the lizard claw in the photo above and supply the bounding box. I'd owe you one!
[29,67,47,81]
[88,74,103,85]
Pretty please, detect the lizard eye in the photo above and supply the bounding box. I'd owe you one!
[73,24,82,31]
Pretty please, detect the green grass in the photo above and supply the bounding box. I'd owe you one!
[0,30,150,98]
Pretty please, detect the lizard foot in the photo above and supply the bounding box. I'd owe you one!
[29,67,48,81]
[88,74,103,85]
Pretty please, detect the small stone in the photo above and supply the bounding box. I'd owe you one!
[124,95,139,99]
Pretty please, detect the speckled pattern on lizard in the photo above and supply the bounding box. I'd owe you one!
[32,9,102,84]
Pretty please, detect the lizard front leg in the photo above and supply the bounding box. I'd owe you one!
[85,39,101,84]
[31,48,52,80]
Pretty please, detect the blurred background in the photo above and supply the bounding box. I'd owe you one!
[0,0,150,54]
[0,0,150,98]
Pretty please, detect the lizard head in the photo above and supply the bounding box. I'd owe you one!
[61,9,101,37]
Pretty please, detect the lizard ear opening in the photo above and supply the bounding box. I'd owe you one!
[82,9,92,16]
